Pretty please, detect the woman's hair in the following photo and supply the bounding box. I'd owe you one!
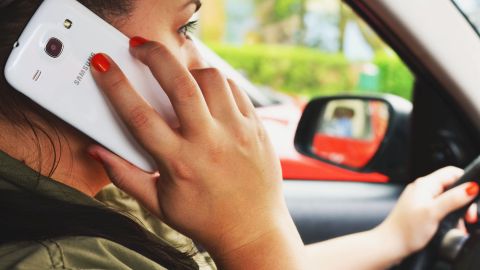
[0,0,134,175]
[0,1,198,269]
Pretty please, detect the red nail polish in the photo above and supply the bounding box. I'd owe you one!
[466,182,479,196]
[130,36,149,48]
[91,53,110,73]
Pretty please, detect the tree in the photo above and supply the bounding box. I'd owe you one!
[254,0,307,44]
[338,2,386,52]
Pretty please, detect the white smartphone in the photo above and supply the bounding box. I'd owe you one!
[4,0,178,172]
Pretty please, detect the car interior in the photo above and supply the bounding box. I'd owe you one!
[2,0,480,269]
[282,0,480,269]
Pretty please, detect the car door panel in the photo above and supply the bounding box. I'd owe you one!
[284,180,403,244]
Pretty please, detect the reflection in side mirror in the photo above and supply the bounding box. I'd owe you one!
[295,95,411,181]
[313,100,389,168]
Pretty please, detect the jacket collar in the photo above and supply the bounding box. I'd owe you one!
[0,150,102,207]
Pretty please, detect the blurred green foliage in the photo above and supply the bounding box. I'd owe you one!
[254,0,303,23]
[272,0,302,22]
[209,43,414,100]
[374,53,414,100]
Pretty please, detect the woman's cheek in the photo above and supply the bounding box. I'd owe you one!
[149,33,205,69]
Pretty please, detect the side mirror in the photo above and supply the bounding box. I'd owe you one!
[295,95,412,181]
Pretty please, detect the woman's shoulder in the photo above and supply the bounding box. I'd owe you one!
[96,185,217,270]
[0,236,167,270]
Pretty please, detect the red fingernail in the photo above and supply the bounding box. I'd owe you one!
[87,151,102,163]
[91,53,110,73]
[466,182,479,196]
[130,36,149,48]
[467,213,478,224]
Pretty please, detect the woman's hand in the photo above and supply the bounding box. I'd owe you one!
[304,167,478,270]
[377,166,479,258]
[87,38,305,269]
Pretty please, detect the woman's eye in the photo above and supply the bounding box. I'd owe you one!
[178,20,199,38]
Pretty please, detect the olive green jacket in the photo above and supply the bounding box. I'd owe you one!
[0,151,216,270]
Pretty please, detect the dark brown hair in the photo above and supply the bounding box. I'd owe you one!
[0,1,198,269]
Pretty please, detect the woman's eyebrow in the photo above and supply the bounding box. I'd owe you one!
[184,0,202,12]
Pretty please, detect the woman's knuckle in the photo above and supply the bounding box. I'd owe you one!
[147,43,170,58]
[445,166,459,171]
[257,125,268,142]
[142,43,171,66]
[109,170,126,189]
[128,106,151,129]
[171,76,198,100]
[415,177,426,184]
[192,68,225,88]
[106,73,127,91]
[169,159,194,180]
[202,68,224,81]
[406,183,416,190]
[207,143,225,164]
[235,130,251,147]
[226,78,236,87]
[451,195,465,206]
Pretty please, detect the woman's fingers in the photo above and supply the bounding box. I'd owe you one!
[416,166,478,222]
[129,39,212,135]
[190,68,241,121]
[87,145,163,218]
[91,53,177,157]
[228,79,256,117]
[435,182,479,220]
[466,203,478,224]
[417,166,464,196]
[433,166,465,188]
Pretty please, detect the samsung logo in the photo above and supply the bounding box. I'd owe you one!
[74,52,95,86]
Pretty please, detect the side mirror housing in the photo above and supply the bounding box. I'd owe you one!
[294,94,412,182]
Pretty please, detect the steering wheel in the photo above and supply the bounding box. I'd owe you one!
[399,156,480,270]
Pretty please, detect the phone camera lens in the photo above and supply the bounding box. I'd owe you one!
[45,38,63,58]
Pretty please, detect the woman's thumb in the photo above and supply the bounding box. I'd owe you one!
[87,145,163,217]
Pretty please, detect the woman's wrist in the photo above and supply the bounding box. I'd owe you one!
[373,222,412,265]
[205,206,305,269]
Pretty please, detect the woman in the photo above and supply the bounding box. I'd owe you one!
[0,0,478,269]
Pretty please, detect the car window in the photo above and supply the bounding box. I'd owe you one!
[452,0,480,36]
[197,0,414,102]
